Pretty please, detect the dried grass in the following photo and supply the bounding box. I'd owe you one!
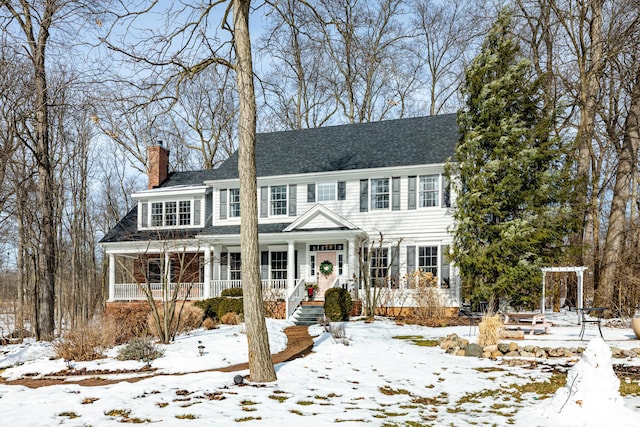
[406,270,446,325]
[477,314,503,347]
[54,317,119,361]
[202,317,218,330]
[147,304,204,339]
[220,312,241,325]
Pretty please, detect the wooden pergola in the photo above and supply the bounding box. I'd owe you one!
[541,266,588,324]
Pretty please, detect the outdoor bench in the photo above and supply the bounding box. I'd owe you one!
[502,312,551,335]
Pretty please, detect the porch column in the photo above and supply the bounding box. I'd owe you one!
[348,237,356,284]
[213,244,222,280]
[287,240,295,291]
[203,244,212,299]
[108,253,116,302]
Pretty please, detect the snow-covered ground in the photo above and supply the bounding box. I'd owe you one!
[0,312,639,426]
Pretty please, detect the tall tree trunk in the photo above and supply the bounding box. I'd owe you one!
[567,0,605,297]
[596,65,640,309]
[33,7,56,341]
[234,0,277,383]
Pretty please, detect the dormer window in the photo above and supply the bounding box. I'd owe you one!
[139,198,202,229]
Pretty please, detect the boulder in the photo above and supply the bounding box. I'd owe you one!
[465,343,483,358]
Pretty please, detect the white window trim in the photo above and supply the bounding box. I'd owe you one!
[228,188,241,218]
[138,196,205,230]
[418,174,441,208]
[370,177,390,210]
[270,185,288,217]
[317,182,337,202]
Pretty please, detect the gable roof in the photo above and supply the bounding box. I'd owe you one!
[283,204,359,232]
[160,114,458,187]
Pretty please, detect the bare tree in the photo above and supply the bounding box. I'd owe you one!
[301,0,419,123]
[0,0,60,339]
[102,0,276,381]
[357,233,402,317]
[409,0,482,115]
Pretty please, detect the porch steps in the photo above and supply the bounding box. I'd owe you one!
[292,302,326,326]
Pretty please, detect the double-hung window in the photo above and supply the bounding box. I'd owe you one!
[165,202,177,226]
[271,251,287,280]
[418,246,438,276]
[229,188,240,217]
[229,252,242,280]
[151,202,163,226]
[271,185,287,215]
[179,201,191,225]
[370,247,389,286]
[370,178,390,210]
[419,175,439,207]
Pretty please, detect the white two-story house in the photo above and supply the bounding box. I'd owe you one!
[99,114,461,318]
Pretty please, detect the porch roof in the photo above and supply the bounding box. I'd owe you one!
[99,206,360,245]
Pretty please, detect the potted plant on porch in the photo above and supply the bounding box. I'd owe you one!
[306,283,319,301]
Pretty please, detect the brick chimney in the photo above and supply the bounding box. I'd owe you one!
[148,141,169,189]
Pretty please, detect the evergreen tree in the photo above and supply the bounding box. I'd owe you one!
[446,9,576,310]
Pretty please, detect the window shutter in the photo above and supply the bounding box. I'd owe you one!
[338,181,346,200]
[219,190,227,220]
[406,245,416,275]
[307,183,315,203]
[260,186,268,218]
[140,202,148,227]
[359,179,368,212]
[289,184,297,216]
[194,199,201,226]
[260,251,269,279]
[392,177,400,211]
[408,176,416,210]
[390,246,399,286]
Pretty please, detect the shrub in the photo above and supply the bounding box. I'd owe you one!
[147,304,204,340]
[54,318,119,361]
[117,337,164,364]
[194,297,224,320]
[202,317,218,330]
[104,302,151,344]
[221,287,243,297]
[217,297,243,318]
[324,288,352,321]
[220,312,241,325]
[406,270,446,325]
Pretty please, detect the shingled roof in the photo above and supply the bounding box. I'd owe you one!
[100,114,458,244]
[159,113,458,187]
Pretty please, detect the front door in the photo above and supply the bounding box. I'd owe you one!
[316,251,337,298]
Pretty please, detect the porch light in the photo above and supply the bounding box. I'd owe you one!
[198,344,205,356]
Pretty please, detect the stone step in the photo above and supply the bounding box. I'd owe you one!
[293,305,326,326]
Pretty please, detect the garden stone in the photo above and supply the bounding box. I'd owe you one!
[621,349,637,358]
[610,347,623,358]
[482,351,492,359]
[535,349,547,359]
[456,349,466,356]
[491,350,503,359]
[465,343,483,358]
[547,347,564,357]
[523,345,536,353]
[508,342,519,352]
[497,343,510,353]
[484,344,498,353]
[520,351,535,358]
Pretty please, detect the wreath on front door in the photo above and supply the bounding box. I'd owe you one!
[319,260,334,277]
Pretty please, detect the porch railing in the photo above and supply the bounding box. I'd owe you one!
[112,282,204,301]
[111,279,290,301]
[286,278,307,319]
